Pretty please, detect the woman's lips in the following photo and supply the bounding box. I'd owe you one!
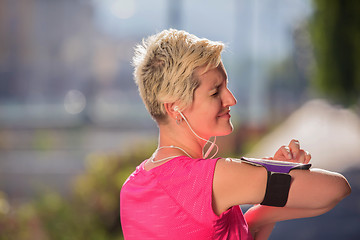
[218,110,231,118]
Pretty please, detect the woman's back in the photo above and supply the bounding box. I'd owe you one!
[120,156,253,240]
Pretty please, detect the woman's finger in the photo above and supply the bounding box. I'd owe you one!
[273,145,291,161]
[288,139,300,159]
[297,150,306,163]
[304,151,311,164]
[281,146,293,160]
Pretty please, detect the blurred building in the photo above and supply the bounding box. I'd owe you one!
[0,0,148,129]
[0,0,313,129]
[0,0,315,200]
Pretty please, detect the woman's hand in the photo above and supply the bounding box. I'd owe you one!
[266,139,311,164]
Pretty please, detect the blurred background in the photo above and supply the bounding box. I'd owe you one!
[0,0,359,239]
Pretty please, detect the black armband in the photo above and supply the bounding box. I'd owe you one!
[240,157,311,207]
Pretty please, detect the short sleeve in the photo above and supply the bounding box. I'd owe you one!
[150,157,220,225]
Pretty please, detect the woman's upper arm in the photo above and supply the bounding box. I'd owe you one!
[212,158,268,214]
[245,169,351,227]
[212,158,351,215]
[286,168,351,209]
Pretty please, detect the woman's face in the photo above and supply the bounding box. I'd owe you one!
[182,62,237,139]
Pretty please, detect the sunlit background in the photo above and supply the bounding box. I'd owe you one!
[0,0,359,239]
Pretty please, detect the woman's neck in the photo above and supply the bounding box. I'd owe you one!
[158,123,206,159]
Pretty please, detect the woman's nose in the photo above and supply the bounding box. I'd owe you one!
[223,88,237,107]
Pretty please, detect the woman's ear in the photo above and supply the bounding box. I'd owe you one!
[163,102,178,120]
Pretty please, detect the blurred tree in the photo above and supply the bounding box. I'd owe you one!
[0,142,155,240]
[309,0,360,107]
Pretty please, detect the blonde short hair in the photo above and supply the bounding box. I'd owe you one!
[132,29,224,123]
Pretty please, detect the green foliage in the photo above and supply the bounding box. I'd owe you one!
[0,192,41,240]
[309,0,360,106]
[0,142,156,240]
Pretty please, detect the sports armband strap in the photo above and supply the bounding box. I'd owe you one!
[240,157,311,207]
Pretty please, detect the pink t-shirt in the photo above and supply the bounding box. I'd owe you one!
[120,156,253,240]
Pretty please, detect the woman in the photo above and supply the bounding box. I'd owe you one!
[120,29,351,240]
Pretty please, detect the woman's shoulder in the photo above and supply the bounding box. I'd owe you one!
[141,157,219,193]
[146,156,218,172]
[213,158,268,213]
[176,156,220,176]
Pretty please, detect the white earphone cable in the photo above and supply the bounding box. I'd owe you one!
[177,110,218,159]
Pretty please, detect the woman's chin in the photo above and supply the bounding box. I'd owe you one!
[216,124,234,137]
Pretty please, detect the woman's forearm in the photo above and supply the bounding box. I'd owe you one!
[245,202,338,231]
[251,222,276,240]
[246,209,275,240]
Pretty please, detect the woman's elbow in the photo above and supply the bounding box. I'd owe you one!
[333,173,351,203]
[321,172,351,209]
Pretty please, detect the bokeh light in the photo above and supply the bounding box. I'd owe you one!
[64,90,86,115]
[110,0,136,19]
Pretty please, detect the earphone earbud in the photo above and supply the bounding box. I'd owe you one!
[174,106,179,112]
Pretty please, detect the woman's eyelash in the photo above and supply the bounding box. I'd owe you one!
[212,91,219,96]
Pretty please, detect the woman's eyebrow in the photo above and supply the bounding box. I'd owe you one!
[209,79,222,90]
[216,75,227,87]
